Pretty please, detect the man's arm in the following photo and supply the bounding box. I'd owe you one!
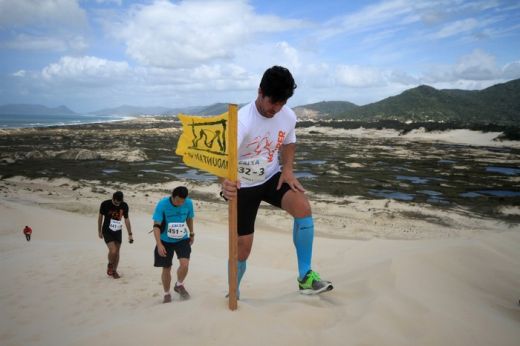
[278,143,305,192]
[186,218,194,245]
[124,217,133,243]
[153,222,167,257]
[97,213,103,239]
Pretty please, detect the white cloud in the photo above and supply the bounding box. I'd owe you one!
[0,0,87,29]
[0,0,88,52]
[453,49,499,80]
[276,42,301,69]
[335,65,383,87]
[230,40,305,80]
[299,63,334,89]
[1,34,67,51]
[95,0,122,5]
[1,34,87,52]
[112,0,303,68]
[41,56,130,84]
[502,61,520,79]
[333,64,418,88]
[317,0,416,40]
[137,63,256,92]
[12,70,26,77]
[433,18,479,39]
[421,49,520,85]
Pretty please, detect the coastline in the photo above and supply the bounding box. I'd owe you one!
[0,113,138,129]
[1,117,519,223]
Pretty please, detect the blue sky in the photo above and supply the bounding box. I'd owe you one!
[0,0,519,113]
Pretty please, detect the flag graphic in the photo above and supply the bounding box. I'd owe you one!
[175,112,229,178]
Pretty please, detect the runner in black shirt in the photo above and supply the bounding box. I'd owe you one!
[98,191,133,279]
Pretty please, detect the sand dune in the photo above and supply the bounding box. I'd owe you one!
[0,178,519,346]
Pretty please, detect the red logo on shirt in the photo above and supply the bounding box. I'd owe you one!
[244,131,286,162]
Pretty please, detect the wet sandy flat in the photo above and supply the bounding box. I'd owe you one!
[1,117,518,223]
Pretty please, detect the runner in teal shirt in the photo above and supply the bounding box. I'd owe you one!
[152,186,195,303]
[153,195,194,243]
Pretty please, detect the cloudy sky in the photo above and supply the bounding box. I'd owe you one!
[0,0,519,113]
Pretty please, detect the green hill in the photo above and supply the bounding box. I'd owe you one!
[0,104,77,115]
[334,78,520,125]
[294,101,358,118]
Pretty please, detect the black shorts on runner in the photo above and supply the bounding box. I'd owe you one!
[103,230,122,244]
[237,171,291,236]
[154,239,191,267]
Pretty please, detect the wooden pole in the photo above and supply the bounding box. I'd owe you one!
[227,104,238,310]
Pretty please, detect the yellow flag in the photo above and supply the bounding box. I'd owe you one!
[175,112,229,178]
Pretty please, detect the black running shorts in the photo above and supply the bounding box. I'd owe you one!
[154,239,191,267]
[102,229,122,244]
[237,171,291,236]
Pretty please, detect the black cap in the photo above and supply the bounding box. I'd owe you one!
[113,191,124,201]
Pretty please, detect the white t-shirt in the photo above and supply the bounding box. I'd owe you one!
[237,101,297,188]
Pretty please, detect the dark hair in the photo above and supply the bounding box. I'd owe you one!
[172,186,188,199]
[113,191,124,201]
[259,66,297,103]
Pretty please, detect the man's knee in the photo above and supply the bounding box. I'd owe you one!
[283,193,311,218]
[238,251,250,262]
[178,260,189,270]
[238,235,253,261]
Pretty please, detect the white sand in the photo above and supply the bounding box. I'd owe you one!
[299,126,520,148]
[1,177,519,346]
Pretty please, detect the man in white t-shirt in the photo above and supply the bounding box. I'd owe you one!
[221,66,333,297]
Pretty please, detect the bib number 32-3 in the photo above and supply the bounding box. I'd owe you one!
[238,157,268,183]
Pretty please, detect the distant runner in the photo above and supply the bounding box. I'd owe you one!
[152,186,195,303]
[23,225,32,241]
[221,66,333,297]
[98,191,133,279]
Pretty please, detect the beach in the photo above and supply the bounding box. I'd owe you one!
[1,175,519,346]
[1,118,519,345]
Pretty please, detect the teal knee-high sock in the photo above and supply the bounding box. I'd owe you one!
[228,260,246,297]
[237,260,246,289]
[293,216,314,280]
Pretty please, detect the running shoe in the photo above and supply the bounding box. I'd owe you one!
[107,263,114,276]
[163,293,172,303]
[298,270,333,295]
[174,284,190,299]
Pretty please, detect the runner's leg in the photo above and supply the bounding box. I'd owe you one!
[106,241,118,271]
[176,258,189,283]
[237,234,253,294]
[113,242,121,271]
[162,267,172,293]
[282,190,314,280]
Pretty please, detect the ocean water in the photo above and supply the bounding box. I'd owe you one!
[0,114,134,128]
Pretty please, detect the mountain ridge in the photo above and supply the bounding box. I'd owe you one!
[1,78,518,125]
[0,104,77,116]
[319,78,520,125]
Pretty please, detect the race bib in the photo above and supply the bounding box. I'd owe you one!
[167,222,187,239]
[238,157,268,183]
[109,219,122,232]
